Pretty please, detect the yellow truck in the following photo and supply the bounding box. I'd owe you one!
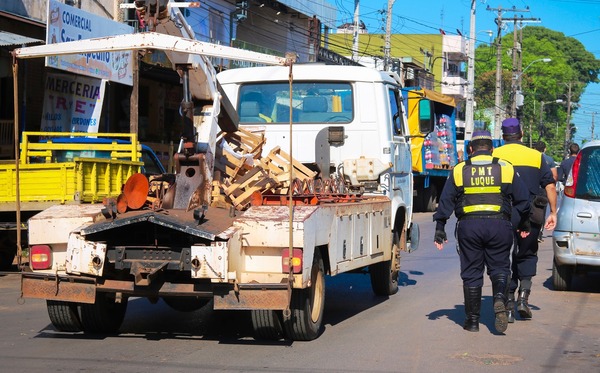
[402,87,460,212]
[0,131,164,269]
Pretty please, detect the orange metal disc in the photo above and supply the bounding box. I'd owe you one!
[122,173,149,210]
[116,193,128,214]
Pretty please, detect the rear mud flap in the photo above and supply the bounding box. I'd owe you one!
[213,284,289,310]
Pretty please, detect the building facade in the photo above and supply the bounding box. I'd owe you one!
[326,32,468,135]
[0,0,337,158]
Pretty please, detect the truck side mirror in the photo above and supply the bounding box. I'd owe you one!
[328,126,345,146]
[418,99,435,134]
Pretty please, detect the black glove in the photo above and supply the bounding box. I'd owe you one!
[518,218,531,233]
[434,230,447,244]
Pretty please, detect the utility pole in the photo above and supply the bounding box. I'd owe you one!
[352,0,359,61]
[487,6,539,139]
[383,0,395,71]
[506,15,540,118]
[564,81,573,154]
[464,0,476,141]
[592,111,596,141]
[510,15,521,118]
[516,21,524,116]
[490,6,504,140]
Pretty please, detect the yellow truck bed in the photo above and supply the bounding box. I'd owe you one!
[0,132,143,210]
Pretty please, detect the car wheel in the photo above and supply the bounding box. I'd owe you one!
[552,258,573,291]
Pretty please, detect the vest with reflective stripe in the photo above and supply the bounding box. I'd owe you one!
[454,157,505,218]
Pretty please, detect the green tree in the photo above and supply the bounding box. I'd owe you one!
[473,26,600,159]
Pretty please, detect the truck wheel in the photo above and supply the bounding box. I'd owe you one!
[251,310,284,340]
[46,300,83,332]
[283,251,325,341]
[423,184,438,212]
[413,191,424,212]
[552,258,573,291]
[370,230,400,296]
[80,293,128,334]
[163,297,210,312]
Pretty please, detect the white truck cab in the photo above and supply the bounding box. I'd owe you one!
[218,64,420,249]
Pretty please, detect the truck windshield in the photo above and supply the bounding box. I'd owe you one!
[238,82,353,124]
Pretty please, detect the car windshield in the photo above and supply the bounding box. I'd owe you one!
[238,82,353,124]
[575,147,600,201]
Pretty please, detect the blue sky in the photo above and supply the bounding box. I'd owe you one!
[333,0,600,146]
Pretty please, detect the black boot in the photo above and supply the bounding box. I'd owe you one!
[517,288,532,319]
[463,286,481,332]
[507,292,515,323]
[491,274,509,333]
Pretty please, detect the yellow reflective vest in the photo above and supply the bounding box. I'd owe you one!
[453,155,514,218]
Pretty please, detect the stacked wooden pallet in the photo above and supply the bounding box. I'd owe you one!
[213,128,317,210]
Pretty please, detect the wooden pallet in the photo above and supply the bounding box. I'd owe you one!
[223,166,278,209]
[213,131,317,210]
[262,146,317,181]
[219,128,265,159]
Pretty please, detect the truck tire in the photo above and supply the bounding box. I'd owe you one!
[423,184,437,212]
[369,230,400,296]
[251,310,284,340]
[283,251,325,341]
[552,258,573,291]
[46,300,83,332]
[80,293,128,334]
[413,191,424,212]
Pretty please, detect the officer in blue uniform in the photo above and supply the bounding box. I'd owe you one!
[493,118,557,322]
[433,130,531,333]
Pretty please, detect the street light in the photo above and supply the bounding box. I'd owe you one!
[511,58,552,117]
[518,58,552,79]
[477,30,493,45]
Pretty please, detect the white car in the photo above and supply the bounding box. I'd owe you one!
[552,140,600,290]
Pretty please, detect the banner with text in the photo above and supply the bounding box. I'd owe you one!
[46,0,134,85]
[41,72,106,133]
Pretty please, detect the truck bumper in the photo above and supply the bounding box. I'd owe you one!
[21,273,290,310]
[22,274,97,304]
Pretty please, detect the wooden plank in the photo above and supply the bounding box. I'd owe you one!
[231,176,278,209]
[264,146,316,180]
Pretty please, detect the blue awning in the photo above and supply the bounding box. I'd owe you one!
[277,0,337,29]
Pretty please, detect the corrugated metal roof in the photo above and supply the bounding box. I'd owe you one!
[0,31,43,47]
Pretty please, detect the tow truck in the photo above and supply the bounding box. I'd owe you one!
[13,4,427,340]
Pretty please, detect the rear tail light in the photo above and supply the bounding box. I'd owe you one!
[282,248,303,274]
[563,153,582,198]
[30,245,52,270]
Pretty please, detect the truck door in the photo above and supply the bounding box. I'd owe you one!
[388,86,412,213]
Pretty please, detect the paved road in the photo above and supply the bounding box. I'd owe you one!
[0,212,599,372]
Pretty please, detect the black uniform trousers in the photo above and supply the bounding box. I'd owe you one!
[509,219,542,293]
[456,218,514,287]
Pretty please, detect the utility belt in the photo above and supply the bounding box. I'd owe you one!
[459,213,510,221]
